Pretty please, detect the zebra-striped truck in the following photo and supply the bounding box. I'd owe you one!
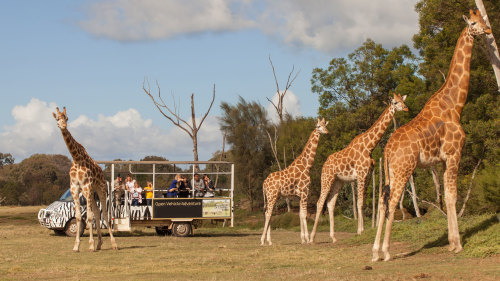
[38,161,234,237]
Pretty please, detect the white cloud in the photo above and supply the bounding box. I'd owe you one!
[79,0,418,52]
[80,0,255,41]
[0,98,222,162]
[266,90,302,123]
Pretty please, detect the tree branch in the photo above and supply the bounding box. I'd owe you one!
[198,84,216,130]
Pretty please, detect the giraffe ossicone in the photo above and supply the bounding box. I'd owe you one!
[372,10,491,262]
[261,118,328,245]
[53,106,118,252]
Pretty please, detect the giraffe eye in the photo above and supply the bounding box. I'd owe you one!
[471,22,477,26]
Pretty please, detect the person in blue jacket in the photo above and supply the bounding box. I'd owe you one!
[166,174,181,198]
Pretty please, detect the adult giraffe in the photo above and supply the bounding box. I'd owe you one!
[261,118,328,245]
[53,107,118,252]
[310,93,408,243]
[372,10,492,262]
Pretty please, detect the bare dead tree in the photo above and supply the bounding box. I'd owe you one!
[266,56,300,124]
[265,56,300,212]
[431,167,443,210]
[406,188,446,217]
[459,157,483,217]
[475,0,500,91]
[142,79,215,171]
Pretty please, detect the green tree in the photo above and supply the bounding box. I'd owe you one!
[219,97,273,210]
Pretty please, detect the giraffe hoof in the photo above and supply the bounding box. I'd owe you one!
[383,254,391,262]
[73,249,79,253]
[454,246,463,254]
[112,245,119,250]
[448,245,456,252]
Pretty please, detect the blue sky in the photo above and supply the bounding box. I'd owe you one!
[0,0,418,162]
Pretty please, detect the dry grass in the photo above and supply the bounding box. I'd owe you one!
[0,206,499,281]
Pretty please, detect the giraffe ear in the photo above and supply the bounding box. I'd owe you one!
[463,15,470,24]
[401,95,407,101]
[325,121,329,126]
[52,112,57,119]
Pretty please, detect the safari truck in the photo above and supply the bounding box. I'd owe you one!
[38,161,234,237]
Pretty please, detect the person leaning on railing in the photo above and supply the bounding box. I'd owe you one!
[167,174,181,198]
[178,175,192,198]
[144,181,153,205]
[192,173,206,197]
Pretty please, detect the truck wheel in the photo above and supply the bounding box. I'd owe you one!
[172,222,192,237]
[65,218,85,237]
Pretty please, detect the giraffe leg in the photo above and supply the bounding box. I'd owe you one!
[381,176,409,262]
[70,184,82,252]
[261,194,277,246]
[299,188,310,244]
[97,187,118,250]
[326,181,343,243]
[372,195,386,262]
[310,174,335,243]
[86,191,95,252]
[91,198,102,251]
[356,176,367,235]
[443,157,463,253]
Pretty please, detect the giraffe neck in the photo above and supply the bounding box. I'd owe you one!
[59,128,89,163]
[425,27,474,117]
[356,105,395,153]
[290,129,320,170]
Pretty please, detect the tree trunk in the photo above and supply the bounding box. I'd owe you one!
[214,131,226,188]
[376,158,382,226]
[408,175,421,217]
[431,167,443,210]
[285,198,291,213]
[192,131,200,172]
[399,187,406,220]
[372,167,376,228]
[458,158,482,217]
[475,0,500,91]
[351,182,358,220]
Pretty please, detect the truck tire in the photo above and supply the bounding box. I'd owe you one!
[172,222,192,237]
[65,218,85,237]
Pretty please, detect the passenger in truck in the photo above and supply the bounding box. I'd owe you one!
[144,181,154,205]
[178,175,192,198]
[130,181,143,206]
[192,173,206,197]
[167,174,181,198]
[203,175,215,197]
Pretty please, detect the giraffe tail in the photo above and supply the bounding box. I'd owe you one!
[383,156,390,218]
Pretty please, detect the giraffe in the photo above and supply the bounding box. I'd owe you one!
[309,93,408,243]
[52,107,118,252]
[372,10,492,262]
[261,118,329,245]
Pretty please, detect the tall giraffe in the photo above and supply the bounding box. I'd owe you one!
[261,118,329,245]
[53,107,118,252]
[310,93,408,243]
[372,10,492,262]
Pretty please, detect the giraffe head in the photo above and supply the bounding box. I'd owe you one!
[390,93,408,112]
[52,107,68,129]
[463,9,492,35]
[316,118,329,134]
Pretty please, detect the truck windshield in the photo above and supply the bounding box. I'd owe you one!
[59,189,73,202]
